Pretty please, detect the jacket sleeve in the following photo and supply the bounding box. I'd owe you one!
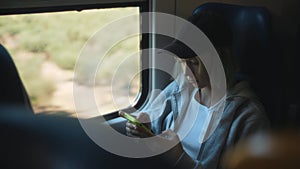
[159,141,204,169]
[144,80,180,134]
[174,152,203,169]
[227,100,271,146]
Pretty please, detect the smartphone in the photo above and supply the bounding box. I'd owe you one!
[119,111,154,135]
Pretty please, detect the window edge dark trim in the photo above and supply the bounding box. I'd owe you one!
[0,1,147,15]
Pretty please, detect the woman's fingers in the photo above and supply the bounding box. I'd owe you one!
[123,112,153,137]
[136,112,152,129]
[126,121,153,137]
[126,122,142,137]
[136,112,150,123]
[126,121,136,129]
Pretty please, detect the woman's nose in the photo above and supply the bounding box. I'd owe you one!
[184,65,193,77]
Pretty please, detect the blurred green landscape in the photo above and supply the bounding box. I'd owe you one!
[0,7,140,112]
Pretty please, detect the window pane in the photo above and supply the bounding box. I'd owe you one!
[0,7,140,118]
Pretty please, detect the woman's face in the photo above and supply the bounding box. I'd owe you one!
[180,57,210,88]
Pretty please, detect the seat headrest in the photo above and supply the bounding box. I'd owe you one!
[193,3,281,126]
[193,3,272,78]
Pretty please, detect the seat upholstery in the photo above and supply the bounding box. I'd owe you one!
[0,44,33,113]
[192,3,281,126]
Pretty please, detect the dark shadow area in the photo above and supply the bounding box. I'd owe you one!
[0,106,176,169]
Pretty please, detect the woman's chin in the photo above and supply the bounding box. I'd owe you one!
[189,81,198,88]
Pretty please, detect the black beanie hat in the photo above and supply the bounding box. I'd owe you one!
[163,11,232,58]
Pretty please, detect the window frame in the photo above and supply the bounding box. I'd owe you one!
[0,0,146,15]
[0,0,151,120]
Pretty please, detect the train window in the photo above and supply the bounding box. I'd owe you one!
[0,7,140,118]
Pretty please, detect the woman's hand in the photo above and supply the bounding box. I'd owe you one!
[146,129,184,166]
[125,112,154,138]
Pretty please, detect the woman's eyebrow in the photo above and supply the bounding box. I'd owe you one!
[186,58,199,65]
[175,58,185,63]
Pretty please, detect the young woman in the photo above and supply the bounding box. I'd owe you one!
[123,11,270,169]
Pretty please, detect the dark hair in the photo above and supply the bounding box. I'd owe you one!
[191,11,232,48]
[164,11,237,88]
[163,11,233,59]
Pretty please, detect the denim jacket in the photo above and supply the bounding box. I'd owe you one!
[143,75,270,169]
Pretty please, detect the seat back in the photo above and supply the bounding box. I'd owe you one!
[193,3,281,126]
[0,44,33,113]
